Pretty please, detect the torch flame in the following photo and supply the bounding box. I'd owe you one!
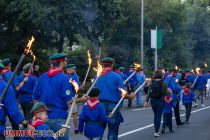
[175,66,178,71]
[162,69,165,74]
[119,88,127,97]
[191,69,194,73]
[69,78,79,93]
[175,79,179,83]
[196,67,201,74]
[24,36,35,54]
[204,63,208,68]
[146,78,152,81]
[87,50,92,66]
[96,61,103,77]
[133,63,141,71]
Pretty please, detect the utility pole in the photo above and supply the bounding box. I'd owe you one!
[141,0,144,68]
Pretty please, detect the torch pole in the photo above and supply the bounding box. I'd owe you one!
[109,95,125,117]
[123,71,136,85]
[133,80,147,96]
[81,65,91,89]
[0,54,26,107]
[85,77,99,96]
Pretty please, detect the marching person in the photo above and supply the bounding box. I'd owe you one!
[206,70,210,99]
[161,90,176,134]
[164,68,184,126]
[145,70,168,137]
[136,68,146,107]
[64,63,80,134]
[116,67,127,81]
[17,63,38,120]
[32,64,40,78]
[95,57,135,140]
[126,64,138,108]
[0,69,33,140]
[182,83,194,124]
[78,88,110,140]
[33,53,76,140]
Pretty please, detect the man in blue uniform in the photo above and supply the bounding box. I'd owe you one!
[0,63,4,79]
[64,63,80,134]
[33,53,75,140]
[136,68,146,107]
[116,67,127,81]
[126,64,138,108]
[95,57,135,140]
[164,68,184,126]
[17,63,38,120]
[0,73,31,140]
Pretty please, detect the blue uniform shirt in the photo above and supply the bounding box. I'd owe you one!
[163,99,176,114]
[182,90,194,105]
[194,74,206,90]
[0,79,24,135]
[95,71,125,103]
[2,70,19,89]
[33,72,74,119]
[18,75,37,103]
[78,102,110,138]
[125,70,138,87]
[136,73,146,85]
[185,73,195,84]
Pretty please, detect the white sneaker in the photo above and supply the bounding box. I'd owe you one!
[181,106,185,110]
[154,133,160,137]
[201,104,205,107]
[194,103,198,107]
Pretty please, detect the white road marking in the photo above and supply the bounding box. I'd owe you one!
[132,107,151,111]
[118,106,210,138]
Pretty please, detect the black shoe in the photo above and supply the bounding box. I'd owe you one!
[169,130,175,133]
[75,130,79,134]
[161,129,165,134]
[177,122,185,126]
[185,121,190,124]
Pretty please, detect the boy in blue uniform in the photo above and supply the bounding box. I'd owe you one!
[33,53,75,140]
[161,91,176,134]
[95,57,135,140]
[0,73,31,139]
[64,63,80,134]
[164,68,184,126]
[30,102,56,140]
[182,83,194,124]
[17,63,38,120]
[79,88,110,140]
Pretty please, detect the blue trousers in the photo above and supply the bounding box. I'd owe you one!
[136,89,144,106]
[150,99,164,133]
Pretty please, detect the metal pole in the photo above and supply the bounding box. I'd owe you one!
[155,26,158,70]
[141,0,144,68]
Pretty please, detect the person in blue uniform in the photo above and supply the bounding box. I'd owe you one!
[182,83,194,124]
[0,74,31,140]
[95,57,135,140]
[193,69,206,107]
[125,64,138,108]
[185,69,195,85]
[116,67,127,81]
[161,91,176,134]
[33,53,75,140]
[136,68,146,107]
[17,63,38,120]
[0,63,4,79]
[64,63,80,134]
[164,68,184,126]
[78,88,110,140]
[30,102,56,140]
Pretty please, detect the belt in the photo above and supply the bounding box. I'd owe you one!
[101,100,118,104]
[0,121,5,125]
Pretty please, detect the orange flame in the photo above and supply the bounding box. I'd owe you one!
[175,66,178,71]
[162,69,165,74]
[204,63,208,68]
[119,88,127,97]
[69,78,79,93]
[87,50,92,66]
[96,61,103,77]
[146,78,152,81]
[196,67,201,74]
[24,36,35,54]
[191,69,194,73]
[133,63,141,71]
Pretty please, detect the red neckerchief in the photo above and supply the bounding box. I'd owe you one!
[115,70,121,74]
[0,77,2,80]
[31,118,45,128]
[184,88,191,96]
[86,98,99,110]
[165,96,172,104]
[1,68,11,75]
[24,73,31,77]
[47,67,63,77]
[101,67,112,76]
[166,74,172,78]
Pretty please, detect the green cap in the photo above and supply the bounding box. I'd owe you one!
[23,63,32,71]
[65,64,76,69]
[30,102,48,115]
[0,63,5,69]
[2,58,11,66]
[49,53,67,62]
[102,57,115,63]
[119,67,125,71]
[185,69,190,72]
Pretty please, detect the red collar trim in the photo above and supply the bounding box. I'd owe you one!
[1,68,11,74]
[165,96,172,104]
[101,67,112,76]
[184,88,191,96]
[86,98,99,110]
[47,67,63,77]
[51,57,65,62]
[32,118,45,128]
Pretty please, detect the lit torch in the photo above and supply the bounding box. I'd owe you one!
[81,50,92,88]
[85,61,103,96]
[109,88,128,117]
[0,36,35,107]
[204,63,208,68]
[175,66,178,71]
[123,63,141,85]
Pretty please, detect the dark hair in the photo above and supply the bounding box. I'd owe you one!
[185,83,190,88]
[52,62,60,67]
[89,88,100,97]
[153,70,163,79]
[103,63,113,68]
